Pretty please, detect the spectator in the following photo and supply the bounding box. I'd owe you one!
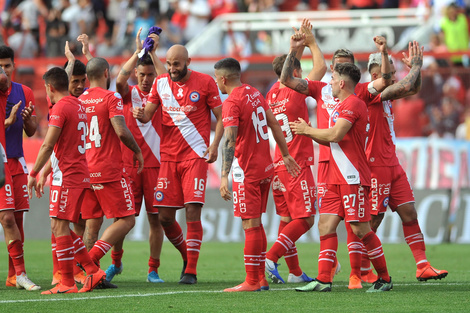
[95,33,122,57]
[439,2,469,66]
[133,1,156,38]
[182,0,211,42]
[45,8,68,57]
[7,24,38,58]
[394,94,428,137]
[62,0,95,54]
[209,0,239,19]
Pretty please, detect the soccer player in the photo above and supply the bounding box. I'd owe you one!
[105,28,167,284]
[134,44,224,284]
[27,67,106,294]
[0,48,40,291]
[264,19,326,284]
[215,57,300,292]
[287,33,393,293]
[79,57,143,274]
[359,42,448,282]
[0,45,38,288]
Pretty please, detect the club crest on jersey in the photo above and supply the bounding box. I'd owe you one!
[114,92,122,99]
[155,191,164,201]
[189,91,200,102]
[383,197,389,208]
[332,111,339,123]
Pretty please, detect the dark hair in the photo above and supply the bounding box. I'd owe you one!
[0,46,15,62]
[334,63,361,85]
[64,60,87,76]
[272,54,301,78]
[333,49,355,64]
[43,67,69,92]
[214,57,241,74]
[136,54,154,67]
[86,57,109,81]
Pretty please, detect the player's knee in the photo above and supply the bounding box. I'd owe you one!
[397,203,417,222]
[0,211,16,229]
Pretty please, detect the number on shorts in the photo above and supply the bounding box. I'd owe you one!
[343,193,356,209]
[51,189,59,203]
[275,113,293,143]
[251,106,269,143]
[194,178,205,191]
[86,115,101,149]
[4,184,12,196]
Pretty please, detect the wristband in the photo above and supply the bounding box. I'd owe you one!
[30,170,38,178]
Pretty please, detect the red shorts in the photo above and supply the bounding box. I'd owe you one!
[49,186,86,223]
[319,184,370,223]
[233,176,272,219]
[154,159,208,208]
[81,177,136,219]
[127,167,159,215]
[7,158,29,211]
[272,167,316,219]
[0,163,15,211]
[317,161,329,198]
[370,165,415,215]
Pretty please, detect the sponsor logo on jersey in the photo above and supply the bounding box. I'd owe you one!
[264,163,274,172]
[194,190,203,197]
[162,105,196,113]
[161,93,170,100]
[6,197,14,204]
[347,208,355,215]
[80,98,104,105]
[50,114,60,120]
[116,100,123,111]
[383,197,389,208]
[222,116,234,123]
[189,91,200,102]
[155,191,164,201]
[90,172,102,178]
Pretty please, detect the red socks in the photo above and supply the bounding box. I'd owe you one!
[70,231,99,274]
[185,221,203,275]
[362,231,390,281]
[112,249,124,268]
[163,221,187,261]
[244,226,262,285]
[88,240,112,267]
[403,219,428,269]
[148,257,160,273]
[55,235,75,286]
[345,222,363,278]
[7,239,25,276]
[317,233,338,283]
[259,224,267,280]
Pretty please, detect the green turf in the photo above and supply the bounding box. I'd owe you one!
[0,240,467,312]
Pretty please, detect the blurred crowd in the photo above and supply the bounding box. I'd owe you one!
[1,0,470,139]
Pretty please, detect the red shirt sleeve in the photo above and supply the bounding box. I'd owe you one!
[222,97,240,128]
[107,92,124,119]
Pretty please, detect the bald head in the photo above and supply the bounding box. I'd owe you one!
[86,57,109,81]
[166,44,189,61]
[166,44,191,82]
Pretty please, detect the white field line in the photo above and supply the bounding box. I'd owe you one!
[1,282,467,304]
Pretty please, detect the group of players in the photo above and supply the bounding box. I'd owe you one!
[0,18,448,294]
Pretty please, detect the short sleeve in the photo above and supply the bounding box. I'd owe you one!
[108,92,124,118]
[49,103,65,128]
[206,78,222,109]
[147,79,161,106]
[222,98,240,128]
[307,80,327,99]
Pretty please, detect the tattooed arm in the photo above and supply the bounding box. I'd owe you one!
[381,41,423,101]
[280,33,310,95]
[220,126,237,201]
[111,116,144,173]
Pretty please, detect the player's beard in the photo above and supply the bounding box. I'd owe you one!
[169,64,188,82]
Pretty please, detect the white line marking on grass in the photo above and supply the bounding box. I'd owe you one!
[1,282,466,304]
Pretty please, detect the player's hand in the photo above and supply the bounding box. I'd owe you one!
[135,27,143,52]
[374,36,388,54]
[203,143,218,163]
[36,173,47,198]
[134,151,144,174]
[5,101,21,128]
[65,41,75,62]
[290,32,306,50]
[219,176,232,201]
[27,175,37,199]
[282,154,301,178]
[77,34,90,55]
[148,33,160,52]
[289,117,310,136]
[300,18,315,46]
[132,107,145,120]
[21,102,34,123]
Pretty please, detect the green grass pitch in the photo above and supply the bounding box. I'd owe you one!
[0,241,468,312]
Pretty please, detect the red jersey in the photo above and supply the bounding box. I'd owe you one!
[147,70,222,162]
[327,94,370,186]
[79,87,124,183]
[121,85,161,168]
[355,82,399,167]
[266,81,314,170]
[48,96,90,188]
[222,84,274,182]
[307,80,340,162]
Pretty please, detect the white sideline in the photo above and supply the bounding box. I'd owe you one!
[0,282,464,304]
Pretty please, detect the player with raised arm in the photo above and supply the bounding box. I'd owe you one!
[133,44,224,284]
[0,45,39,288]
[287,33,393,293]
[0,47,40,291]
[28,67,106,294]
[79,57,143,290]
[264,19,326,285]
[358,41,448,282]
[280,34,392,289]
[215,57,300,292]
[105,27,167,284]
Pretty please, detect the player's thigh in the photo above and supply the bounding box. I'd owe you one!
[370,166,392,215]
[181,158,208,205]
[96,178,136,219]
[272,174,289,217]
[49,186,85,223]
[340,184,370,223]
[389,165,415,210]
[0,165,15,211]
[154,161,184,208]
[233,179,267,219]
[281,167,316,219]
[12,174,29,211]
